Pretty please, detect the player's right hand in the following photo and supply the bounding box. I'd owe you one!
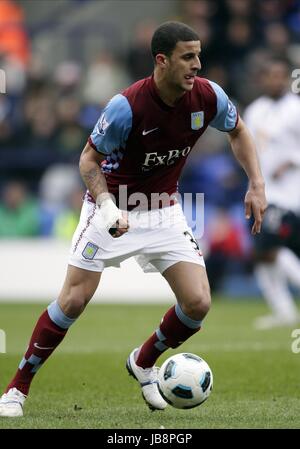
[96,197,129,238]
[108,211,129,238]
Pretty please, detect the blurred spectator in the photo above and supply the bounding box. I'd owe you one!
[126,19,157,81]
[82,51,130,106]
[180,0,220,66]
[257,0,285,25]
[244,58,300,328]
[0,0,30,67]
[0,55,26,97]
[263,22,291,57]
[54,60,82,96]
[219,17,257,78]
[39,164,83,236]
[16,91,58,152]
[40,164,82,209]
[53,187,84,240]
[225,0,253,19]
[202,63,231,95]
[0,180,39,237]
[0,95,13,145]
[55,95,89,162]
[285,0,300,37]
[205,207,247,292]
[182,0,217,21]
[26,53,52,94]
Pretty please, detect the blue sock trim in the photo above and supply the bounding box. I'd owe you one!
[154,341,168,351]
[156,328,166,342]
[47,301,76,329]
[28,354,42,365]
[175,304,202,329]
[18,357,26,370]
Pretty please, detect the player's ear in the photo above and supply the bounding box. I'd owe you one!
[155,53,168,68]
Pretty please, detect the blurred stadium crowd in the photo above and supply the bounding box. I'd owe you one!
[0,0,300,291]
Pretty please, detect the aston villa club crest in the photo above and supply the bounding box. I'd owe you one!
[82,242,99,260]
[191,111,204,130]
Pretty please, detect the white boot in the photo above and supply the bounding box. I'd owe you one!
[126,348,167,411]
[0,388,26,417]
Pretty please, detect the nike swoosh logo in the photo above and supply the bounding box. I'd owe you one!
[142,127,159,136]
[33,343,55,350]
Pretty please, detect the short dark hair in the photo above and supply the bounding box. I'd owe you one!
[260,56,291,75]
[151,21,199,60]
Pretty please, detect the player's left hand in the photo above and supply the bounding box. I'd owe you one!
[244,181,267,235]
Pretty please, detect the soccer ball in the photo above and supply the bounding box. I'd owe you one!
[158,353,213,409]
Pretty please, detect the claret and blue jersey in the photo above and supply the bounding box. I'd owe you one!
[88,75,238,204]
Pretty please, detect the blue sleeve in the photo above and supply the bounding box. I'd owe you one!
[89,94,132,155]
[208,81,238,132]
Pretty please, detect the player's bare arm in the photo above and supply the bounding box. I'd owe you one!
[79,142,129,237]
[79,142,108,200]
[227,118,267,235]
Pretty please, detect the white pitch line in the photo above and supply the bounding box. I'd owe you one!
[3,341,291,355]
[187,342,290,352]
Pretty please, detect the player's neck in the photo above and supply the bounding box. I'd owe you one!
[153,72,185,107]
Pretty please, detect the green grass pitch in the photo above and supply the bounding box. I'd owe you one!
[0,300,299,429]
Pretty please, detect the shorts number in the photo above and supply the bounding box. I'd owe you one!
[184,230,200,251]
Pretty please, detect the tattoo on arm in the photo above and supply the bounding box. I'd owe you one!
[82,167,99,186]
[80,164,108,201]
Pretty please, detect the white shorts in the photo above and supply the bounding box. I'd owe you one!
[68,200,205,274]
